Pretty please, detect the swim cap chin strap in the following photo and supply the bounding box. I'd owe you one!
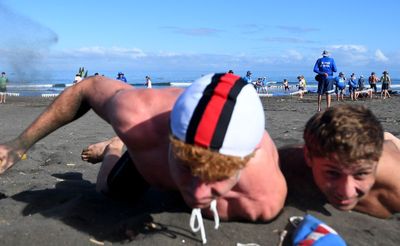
[189,199,219,244]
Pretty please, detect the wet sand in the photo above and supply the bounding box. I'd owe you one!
[0,94,399,245]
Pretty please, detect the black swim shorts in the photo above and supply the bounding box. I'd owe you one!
[317,77,335,95]
[106,151,150,201]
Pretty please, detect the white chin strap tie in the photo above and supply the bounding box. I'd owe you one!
[189,199,219,244]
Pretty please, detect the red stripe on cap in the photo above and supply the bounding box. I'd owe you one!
[298,239,315,246]
[194,73,240,148]
[314,225,330,234]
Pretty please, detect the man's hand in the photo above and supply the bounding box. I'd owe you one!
[0,144,25,174]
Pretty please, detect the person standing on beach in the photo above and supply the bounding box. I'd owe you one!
[243,71,252,84]
[313,50,337,111]
[116,72,127,82]
[145,76,152,88]
[368,72,379,96]
[380,71,391,99]
[73,73,83,84]
[0,72,8,104]
[348,73,358,101]
[283,79,290,92]
[0,73,287,224]
[279,104,400,219]
[334,72,346,101]
[358,75,365,91]
[297,76,306,99]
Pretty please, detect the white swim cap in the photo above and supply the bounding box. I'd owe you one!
[170,73,265,158]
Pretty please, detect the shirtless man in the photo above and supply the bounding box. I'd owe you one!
[0,73,287,222]
[280,104,400,218]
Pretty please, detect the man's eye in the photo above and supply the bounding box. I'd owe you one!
[354,172,370,179]
[326,170,340,178]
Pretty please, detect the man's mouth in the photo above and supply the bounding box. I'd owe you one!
[330,196,357,209]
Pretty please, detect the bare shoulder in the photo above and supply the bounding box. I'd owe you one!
[110,88,182,126]
[362,136,400,217]
[109,88,183,147]
[375,137,400,188]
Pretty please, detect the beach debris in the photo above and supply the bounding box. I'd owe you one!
[277,230,287,246]
[89,238,104,245]
[0,192,7,200]
[66,163,76,166]
[236,243,260,246]
[273,229,288,246]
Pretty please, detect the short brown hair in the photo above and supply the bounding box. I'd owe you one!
[304,105,384,166]
[170,136,254,182]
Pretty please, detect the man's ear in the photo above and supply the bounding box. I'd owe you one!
[303,145,313,168]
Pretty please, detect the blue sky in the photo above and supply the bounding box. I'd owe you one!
[0,0,399,79]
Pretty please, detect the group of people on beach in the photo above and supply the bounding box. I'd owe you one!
[333,71,392,101]
[314,50,393,112]
[0,71,399,244]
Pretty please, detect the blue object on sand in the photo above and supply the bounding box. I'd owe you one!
[292,214,346,246]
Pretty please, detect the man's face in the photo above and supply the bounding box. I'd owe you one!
[168,147,240,209]
[307,154,377,210]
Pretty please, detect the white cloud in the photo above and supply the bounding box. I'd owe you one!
[281,50,303,61]
[57,46,147,59]
[374,49,389,62]
[329,44,368,53]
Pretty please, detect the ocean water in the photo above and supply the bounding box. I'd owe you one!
[4,70,400,97]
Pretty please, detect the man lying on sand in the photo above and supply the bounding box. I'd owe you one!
[0,73,287,222]
[280,104,400,218]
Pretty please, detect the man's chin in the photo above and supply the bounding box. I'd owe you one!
[182,196,210,209]
[329,198,358,211]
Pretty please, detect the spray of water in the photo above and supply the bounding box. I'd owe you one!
[0,2,58,83]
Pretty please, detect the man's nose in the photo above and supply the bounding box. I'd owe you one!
[336,176,357,199]
[191,179,212,200]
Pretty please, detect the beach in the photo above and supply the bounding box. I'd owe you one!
[0,94,399,245]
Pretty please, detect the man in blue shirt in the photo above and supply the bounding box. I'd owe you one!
[116,72,127,83]
[313,50,337,111]
[243,71,252,84]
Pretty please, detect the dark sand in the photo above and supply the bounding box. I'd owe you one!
[0,94,399,245]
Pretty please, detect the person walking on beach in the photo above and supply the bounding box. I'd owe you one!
[334,72,346,101]
[0,72,8,104]
[279,104,400,219]
[368,72,379,96]
[0,73,287,224]
[145,76,152,88]
[380,71,391,99]
[313,50,337,111]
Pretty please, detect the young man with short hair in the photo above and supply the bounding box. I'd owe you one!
[280,104,400,218]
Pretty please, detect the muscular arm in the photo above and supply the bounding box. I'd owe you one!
[0,76,132,173]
